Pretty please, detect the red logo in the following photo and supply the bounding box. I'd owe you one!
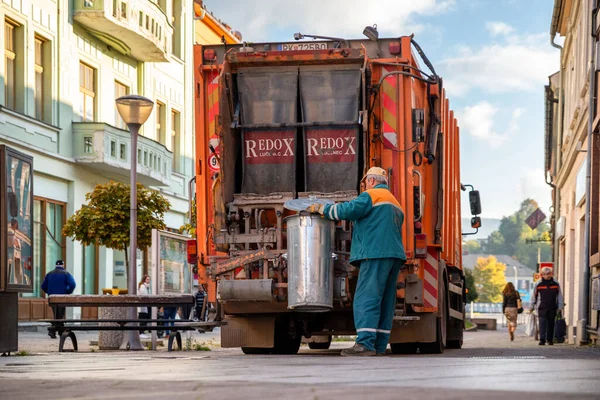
[305,129,357,163]
[244,130,295,165]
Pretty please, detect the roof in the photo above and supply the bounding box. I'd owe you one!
[461,254,537,277]
[194,1,241,44]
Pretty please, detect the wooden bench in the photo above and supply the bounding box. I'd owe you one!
[41,294,224,352]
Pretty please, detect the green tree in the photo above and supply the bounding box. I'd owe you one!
[463,240,481,254]
[472,256,507,303]
[464,268,478,303]
[62,181,171,272]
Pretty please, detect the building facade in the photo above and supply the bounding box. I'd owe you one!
[547,0,600,344]
[0,0,236,321]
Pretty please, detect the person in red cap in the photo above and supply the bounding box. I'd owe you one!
[307,167,406,356]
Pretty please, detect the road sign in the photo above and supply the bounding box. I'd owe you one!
[539,261,553,273]
[208,153,220,172]
[525,208,546,230]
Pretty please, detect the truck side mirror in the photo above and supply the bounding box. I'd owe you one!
[471,216,481,229]
[469,190,481,216]
[8,186,18,218]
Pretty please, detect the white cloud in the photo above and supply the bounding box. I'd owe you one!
[203,0,455,42]
[486,21,515,36]
[440,28,559,97]
[457,101,522,148]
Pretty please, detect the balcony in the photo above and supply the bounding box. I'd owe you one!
[73,122,172,186]
[73,0,172,62]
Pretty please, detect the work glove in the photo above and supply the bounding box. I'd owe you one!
[306,203,325,215]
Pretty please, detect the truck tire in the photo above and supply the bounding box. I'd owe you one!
[241,347,271,355]
[419,285,447,354]
[272,334,301,354]
[446,338,463,349]
[390,343,418,354]
[308,337,332,350]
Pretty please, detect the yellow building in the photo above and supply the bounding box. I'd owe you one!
[194,0,241,45]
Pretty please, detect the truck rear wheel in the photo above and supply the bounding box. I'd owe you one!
[419,285,447,354]
[446,338,463,349]
[390,343,418,354]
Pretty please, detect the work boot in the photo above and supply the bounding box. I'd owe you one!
[547,341,554,346]
[340,344,375,357]
[539,340,546,346]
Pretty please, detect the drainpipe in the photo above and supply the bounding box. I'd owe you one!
[579,2,596,346]
[550,0,564,49]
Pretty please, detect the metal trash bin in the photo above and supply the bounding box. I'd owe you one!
[98,288,128,350]
[285,213,335,312]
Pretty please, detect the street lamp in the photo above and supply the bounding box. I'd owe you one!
[115,95,154,351]
[512,266,518,287]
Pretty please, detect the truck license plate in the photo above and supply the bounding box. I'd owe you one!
[278,42,328,51]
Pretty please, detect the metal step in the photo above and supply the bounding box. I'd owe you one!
[448,282,463,295]
[449,308,464,320]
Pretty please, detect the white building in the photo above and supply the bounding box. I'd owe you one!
[0,0,195,320]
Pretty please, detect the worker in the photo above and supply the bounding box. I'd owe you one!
[530,266,564,345]
[307,167,405,356]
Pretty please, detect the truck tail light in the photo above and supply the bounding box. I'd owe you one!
[203,49,216,61]
[187,239,198,264]
[415,233,427,259]
[389,42,401,55]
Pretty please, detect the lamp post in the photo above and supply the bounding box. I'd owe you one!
[512,266,518,287]
[115,95,154,351]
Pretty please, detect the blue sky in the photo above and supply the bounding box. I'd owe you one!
[204,0,559,219]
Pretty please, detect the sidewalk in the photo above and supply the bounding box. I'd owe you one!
[16,328,222,354]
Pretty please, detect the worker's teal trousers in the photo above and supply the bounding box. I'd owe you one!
[354,258,402,353]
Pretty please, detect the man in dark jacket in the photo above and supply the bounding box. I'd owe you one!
[41,260,76,338]
[308,167,406,356]
[530,267,564,345]
[195,285,207,322]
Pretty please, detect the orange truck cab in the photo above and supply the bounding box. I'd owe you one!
[193,34,482,354]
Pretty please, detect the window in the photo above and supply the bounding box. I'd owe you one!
[113,0,118,17]
[139,11,143,27]
[34,36,45,121]
[144,150,148,166]
[114,81,128,129]
[84,0,94,7]
[29,199,66,298]
[82,243,98,294]
[84,136,93,153]
[171,110,181,172]
[79,62,95,121]
[146,15,149,30]
[121,2,127,19]
[172,0,182,58]
[156,101,165,142]
[138,148,142,164]
[120,143,126,160]
[110,140,116,157]
[5,20,17,110]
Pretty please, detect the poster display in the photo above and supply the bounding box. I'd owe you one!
[151,230,192,295]
[1,146,34,293]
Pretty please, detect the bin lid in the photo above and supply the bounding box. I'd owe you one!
[284,198,334,212]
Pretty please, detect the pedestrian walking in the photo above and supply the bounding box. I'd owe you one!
[502,282,521,341]
[307,167,406,357]
[41,260,76,339]
[137,275,151,337]
[530,267,564,345]
[163,306,177,337]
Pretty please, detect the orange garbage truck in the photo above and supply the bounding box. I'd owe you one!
[193,33,482,354]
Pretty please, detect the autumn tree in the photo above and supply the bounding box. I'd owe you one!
[62,181,171,272]
[472,256,507,303]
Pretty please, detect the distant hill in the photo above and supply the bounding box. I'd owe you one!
[462,217,501,240]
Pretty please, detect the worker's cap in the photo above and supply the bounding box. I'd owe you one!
[361,167,387,182]
[56,260,64,267]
